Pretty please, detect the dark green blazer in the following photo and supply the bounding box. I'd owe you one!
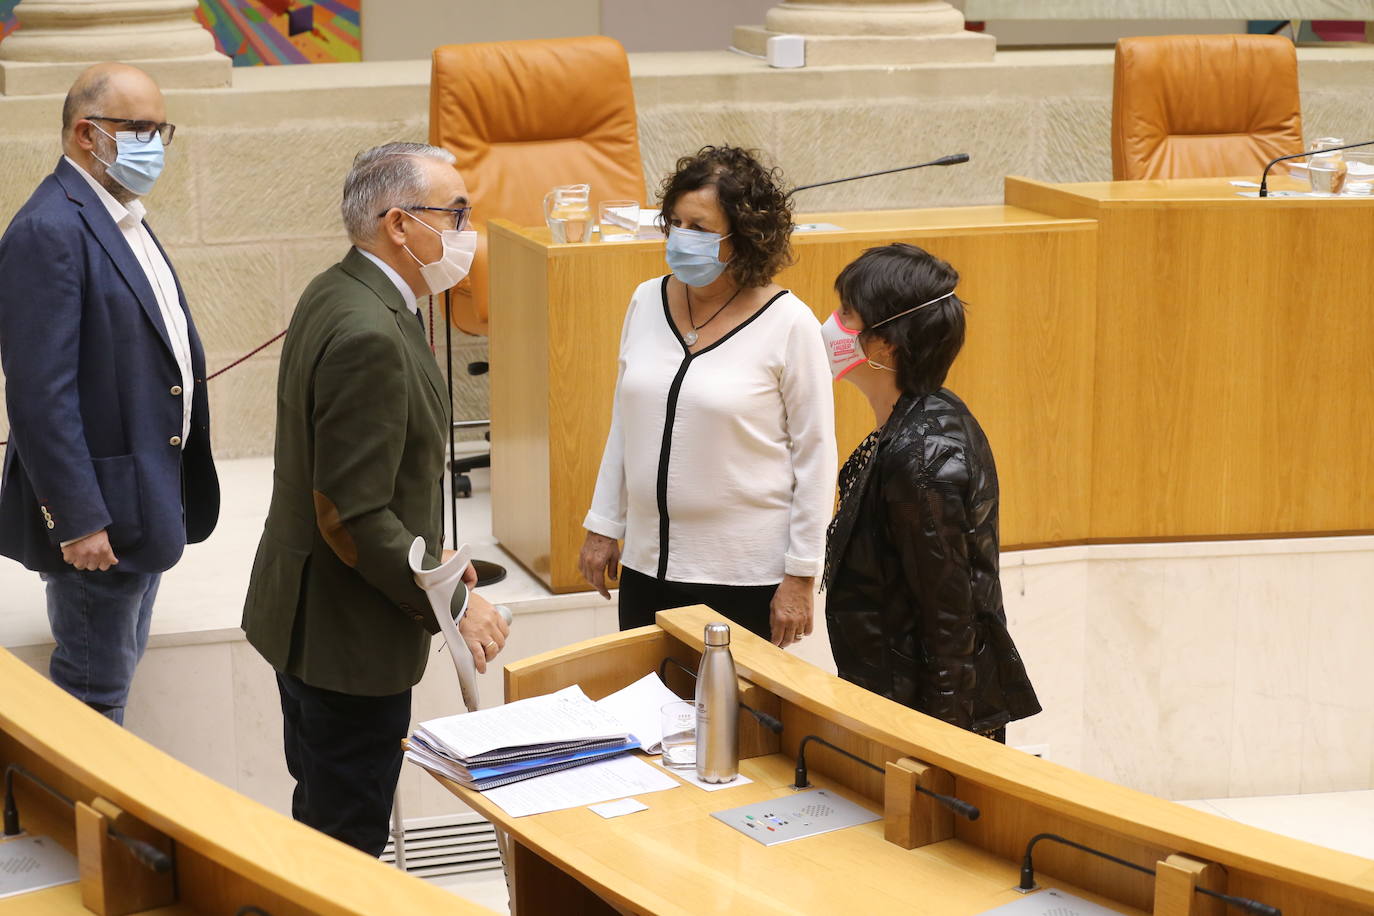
[242,248,463,696]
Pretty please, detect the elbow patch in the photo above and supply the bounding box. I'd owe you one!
[313,490,358,567]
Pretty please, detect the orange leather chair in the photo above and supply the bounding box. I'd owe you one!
[429,36,646,336]
[1111,34,1304,181]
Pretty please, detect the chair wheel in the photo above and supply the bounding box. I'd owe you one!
[453,471,472,498]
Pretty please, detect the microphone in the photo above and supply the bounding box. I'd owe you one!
[1258,139,1374,196]
[792,735,979,821]
[4,764,173,873]
[1018,832,1282,915]
[791,154,970,194]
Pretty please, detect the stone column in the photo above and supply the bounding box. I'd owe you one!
[734,1,994,67]
[0,0,231,96]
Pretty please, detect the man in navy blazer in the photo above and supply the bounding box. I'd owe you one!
[0,63,219,724]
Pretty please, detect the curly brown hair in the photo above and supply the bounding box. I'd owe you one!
[658,146,795,289]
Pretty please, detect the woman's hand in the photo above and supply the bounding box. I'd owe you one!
[578,532,622,600]
[770,574,815,648]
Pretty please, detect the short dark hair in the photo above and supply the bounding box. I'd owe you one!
[834,243,966,396]
[61,71,110,138]
[658,146,794,289]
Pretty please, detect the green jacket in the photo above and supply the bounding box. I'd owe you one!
[242,248,463,696]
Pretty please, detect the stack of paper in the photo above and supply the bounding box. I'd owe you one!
[407,685,641,791]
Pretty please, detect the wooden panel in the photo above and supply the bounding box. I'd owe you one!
[504,625,674,702]
[1152,854,1226,916]
[490,210,1099,590]
[778,218,1099,549]
[489,220,554,579]
[545,241,669,593]
[1087,200,1374,540]
[0,650,495,916]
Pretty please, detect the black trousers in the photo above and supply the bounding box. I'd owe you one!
[618,567,777,642]
[276,671,411,857]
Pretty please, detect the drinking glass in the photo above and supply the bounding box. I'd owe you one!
[543,184,591,244]
[598,200,640,242]
[660,701,696,769]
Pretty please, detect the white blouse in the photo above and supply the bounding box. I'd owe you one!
[584,276,837,586]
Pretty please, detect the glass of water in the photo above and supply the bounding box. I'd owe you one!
[660,701,696,769]
[598,200,640,242]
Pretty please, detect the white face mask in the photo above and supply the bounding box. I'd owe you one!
[819,291,955,381]
[402,211,477,295]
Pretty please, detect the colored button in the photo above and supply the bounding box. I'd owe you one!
[170,385,182,396]
[169,436,182,446]
[46,521,55,530]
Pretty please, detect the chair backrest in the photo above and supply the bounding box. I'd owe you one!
[429,36,646,336]
[1111,34,1303,181]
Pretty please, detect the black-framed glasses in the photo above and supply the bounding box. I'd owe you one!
[85,116,176,146]
[377,205,472,231]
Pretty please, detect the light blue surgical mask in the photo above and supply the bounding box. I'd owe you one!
[665,225,731,287]
[91,123,165,197]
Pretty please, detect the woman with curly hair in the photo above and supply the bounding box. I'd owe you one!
[578,146,836,647]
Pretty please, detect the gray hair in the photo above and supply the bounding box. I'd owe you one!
[341,142,456,245]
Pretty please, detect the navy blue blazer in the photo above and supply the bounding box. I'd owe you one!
[0,158,219,574]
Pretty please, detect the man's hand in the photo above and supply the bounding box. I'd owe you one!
[578,532,621,600]
[459,592,510,674]
[61,529,118,571]
[769,575,815,649]
[441,548,479,589]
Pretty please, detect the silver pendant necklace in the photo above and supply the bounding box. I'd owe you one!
[683,284,742,347]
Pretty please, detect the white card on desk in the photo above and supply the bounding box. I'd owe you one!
[590,798,649,818]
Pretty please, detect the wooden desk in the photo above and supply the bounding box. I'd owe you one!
[425,606,1374,915]
[0,648,495,916]
[488,207,1099,591]
[1005,176,1374,542]
[488,179,1374,592]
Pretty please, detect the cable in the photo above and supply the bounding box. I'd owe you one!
[656,657,783,733]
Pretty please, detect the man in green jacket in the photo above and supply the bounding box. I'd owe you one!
[242,142,507,856]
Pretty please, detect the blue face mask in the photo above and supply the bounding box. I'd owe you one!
[91,124,165,197]
[665,225,731,287]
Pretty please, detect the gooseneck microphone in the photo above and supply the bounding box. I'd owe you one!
[1258,139,1374,196]
[791,735,980,821]
[790,154,970,194]
[1018,832,1281,915]
[4,763,174,873]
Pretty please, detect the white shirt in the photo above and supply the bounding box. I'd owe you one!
[584,277,838,586]
[357,248,421,316]
[64,156,193,446]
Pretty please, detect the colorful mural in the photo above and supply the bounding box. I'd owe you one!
[0,1,360,63]
[0,0,20,42]
[195,0,361,66]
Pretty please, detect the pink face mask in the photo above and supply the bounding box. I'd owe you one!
[820,310,865,380]
[819,291,955,381]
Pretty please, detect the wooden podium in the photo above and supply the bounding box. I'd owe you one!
[0,648,496,916]
[424,606,1374,915]
[487,179,1374,593]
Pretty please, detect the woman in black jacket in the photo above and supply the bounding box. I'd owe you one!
[820,243,1040,741]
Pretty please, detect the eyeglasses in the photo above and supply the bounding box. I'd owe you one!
[85,116,176,146]
[378,205,472,232]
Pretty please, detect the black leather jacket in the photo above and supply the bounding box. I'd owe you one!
[825,389,1040,734]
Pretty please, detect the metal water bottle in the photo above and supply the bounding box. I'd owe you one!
[695,622,739,783]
